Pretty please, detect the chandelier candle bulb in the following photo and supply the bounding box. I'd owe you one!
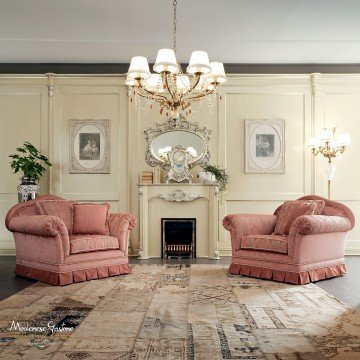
[124,77,136,86]
[146,74,164,92]
[176,76,191,94]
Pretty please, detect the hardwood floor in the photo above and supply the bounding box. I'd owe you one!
[1,256,359,310]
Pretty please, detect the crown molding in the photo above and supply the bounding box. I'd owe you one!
[0,63,360,75]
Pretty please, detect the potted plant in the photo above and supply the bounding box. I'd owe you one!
[9,142,52,202]
[199,164,229,197]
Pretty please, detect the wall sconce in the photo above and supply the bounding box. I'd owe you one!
[308,127,350,199]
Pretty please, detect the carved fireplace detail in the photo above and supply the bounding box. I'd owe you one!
[138,183,219,259]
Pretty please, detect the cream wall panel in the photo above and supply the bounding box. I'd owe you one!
[1,74,360,255]
[314,83,360,249]
[0,85,48,251]
[51,84,128,216]
[323,92,360,199]
[218,83,312,254]
[225,91,311,198]
[59,92,120,194]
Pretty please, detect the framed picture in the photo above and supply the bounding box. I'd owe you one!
[69,119,110,174]
[245,119,285,173]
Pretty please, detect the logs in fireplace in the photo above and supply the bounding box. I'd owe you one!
[161,218,196,258]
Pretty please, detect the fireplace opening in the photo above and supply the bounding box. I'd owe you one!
[161,218,196,258]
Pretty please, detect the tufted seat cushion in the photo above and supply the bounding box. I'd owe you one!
[70,235,119,254]
[240,234,288,254]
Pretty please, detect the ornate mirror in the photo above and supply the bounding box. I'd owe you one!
[144,116,211,183]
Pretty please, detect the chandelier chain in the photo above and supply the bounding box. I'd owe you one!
[173,0,177,53]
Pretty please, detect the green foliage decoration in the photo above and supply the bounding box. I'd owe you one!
[9,142,52,182]
[203,164,229,193]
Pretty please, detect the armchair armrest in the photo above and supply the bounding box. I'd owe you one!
[7,215,70,263]
[223,214,277,253]
[8,215,69,237]
[108,213,137,255]
[289,215,352,236]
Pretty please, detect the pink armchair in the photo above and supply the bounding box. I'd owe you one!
[5,195,137,286]
[223,195,355,284]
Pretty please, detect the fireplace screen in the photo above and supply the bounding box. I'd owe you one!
[161,218,196,258]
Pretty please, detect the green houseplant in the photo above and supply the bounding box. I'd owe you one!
[202,164,229,194]
[9,142,52,202]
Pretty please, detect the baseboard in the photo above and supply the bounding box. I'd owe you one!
[1,242,359,257]
[345,240,360,255]
[0,249,15,256]
[219,249,232,257]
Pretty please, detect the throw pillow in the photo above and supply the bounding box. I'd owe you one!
[36,200,77,234]
[313,200,326,215]
[72,203,110,235]
[274,200,324,235]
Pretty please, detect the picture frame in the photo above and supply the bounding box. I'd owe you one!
[245,119,285,173]
[69,119,110,174]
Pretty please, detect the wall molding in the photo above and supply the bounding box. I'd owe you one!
[0,249,16,256]
[226,193,306,201]
[345,240,360,255]
[61,193,120,201]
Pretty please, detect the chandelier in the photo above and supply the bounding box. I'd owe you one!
[125,0,227,118]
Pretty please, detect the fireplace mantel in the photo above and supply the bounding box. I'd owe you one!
[137,183,220,259]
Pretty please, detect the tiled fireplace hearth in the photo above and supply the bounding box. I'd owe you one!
[138,183,220,259]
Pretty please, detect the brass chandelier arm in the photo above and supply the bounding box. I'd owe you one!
[164,75,176,99]
[181,74,202,98]
[311,144,348,162]
[175,74,201,107]
[186,86,217,101]
[136,86,169,102]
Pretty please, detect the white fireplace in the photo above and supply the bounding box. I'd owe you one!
[137,183,220,259]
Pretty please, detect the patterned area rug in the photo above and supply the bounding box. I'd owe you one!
[0,264,359,359]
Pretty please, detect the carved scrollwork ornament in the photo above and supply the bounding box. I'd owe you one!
[158,189,200,202]
[46,73,55,97]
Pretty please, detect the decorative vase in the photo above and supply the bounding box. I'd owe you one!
[17,176,40,203]
[198,171,216,184]
[325,162,336,181]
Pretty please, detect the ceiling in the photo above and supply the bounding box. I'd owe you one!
[1,0,360,64]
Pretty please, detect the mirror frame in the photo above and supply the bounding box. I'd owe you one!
[144,116,211,171]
